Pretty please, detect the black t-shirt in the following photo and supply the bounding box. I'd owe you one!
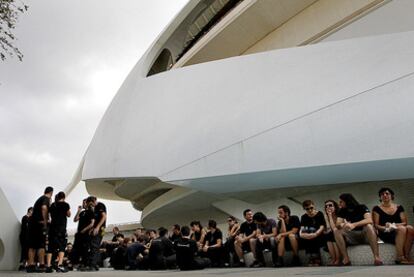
[32,195,50,223]
[169,233,181,243]
[174,237,198,270]
[239,221,257,237]
[20,215,30,240]
[277,215,300,233]
[50,201,70,232]
[300,211,326,233]
[373,205,404,226]
[338,204,370,230]
[94,202,107,228]
[205,229,223,246]
[192,230,203,243]
[77,208,94,233]
[258,218,277,234]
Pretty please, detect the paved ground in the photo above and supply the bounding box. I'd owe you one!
[1,266,413,277]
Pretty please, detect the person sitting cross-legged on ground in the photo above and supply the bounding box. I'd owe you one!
[334,193,383,266]
[203,219,224,267]
[372,187,414,264]
[174,226,210,270]
[234,209,258,267]
[275,205,300,267]
[251,212,277,267]
[324,200,341,266]
[148,227,176,269]
[299,200,326,266]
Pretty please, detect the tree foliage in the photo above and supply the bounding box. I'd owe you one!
[0,0,28,61]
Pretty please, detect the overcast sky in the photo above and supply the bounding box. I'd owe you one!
[0,0,188,229]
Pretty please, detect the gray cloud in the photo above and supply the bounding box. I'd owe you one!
[0,0,188,228]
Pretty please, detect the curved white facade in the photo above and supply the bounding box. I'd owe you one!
[69,0,414,227]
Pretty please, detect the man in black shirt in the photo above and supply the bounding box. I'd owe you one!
[299,200,326,266]
[148,227,176,269]
[234,209,258,266]
[334,193,382,266]
[253,212,277,267]
[46,191,71,272]
[203,219,223,267]
[276,205,300,267]
[19,207,32,270]
[86,196,107,271]
[72,199,89,266]
[27,186,53,273]
[169,224,181,243]
[175,226,210,270]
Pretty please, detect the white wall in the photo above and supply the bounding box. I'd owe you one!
[0,188,20,270]
[83,30,414,195]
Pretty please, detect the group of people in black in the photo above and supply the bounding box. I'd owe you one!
[19,186,414,272]
[19,186,107,273]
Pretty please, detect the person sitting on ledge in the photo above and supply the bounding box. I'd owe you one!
[275,205,300,267]
[372,187,414,264]
[203,219,223,267]
[299,200,326,266]
[334,193,383,266]
[252,212,277,267]
[323,200,341,266]
[234,209,258,267]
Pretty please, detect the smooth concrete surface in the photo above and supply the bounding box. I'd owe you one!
[1,266,414,277]
[0,188,20,271]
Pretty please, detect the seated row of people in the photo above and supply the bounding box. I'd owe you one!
[227,188,414,267]
[62,187,414,271]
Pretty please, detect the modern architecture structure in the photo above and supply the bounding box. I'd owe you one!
[0,187,20,270]
[68,0,414,228]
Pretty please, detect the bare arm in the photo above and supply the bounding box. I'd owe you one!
[73,206,82,222]
[93,212,107,235]
[41,205,48,228]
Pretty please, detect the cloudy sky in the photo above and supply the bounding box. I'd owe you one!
[0,0,188,229]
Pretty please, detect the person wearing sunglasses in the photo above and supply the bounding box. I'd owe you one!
[323,200,341,266]
[224,216,240,266]
[334,193,382,266]
[299,200,326,266]
[372,187,414,264]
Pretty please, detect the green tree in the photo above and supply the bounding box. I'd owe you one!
[0,0,28,61]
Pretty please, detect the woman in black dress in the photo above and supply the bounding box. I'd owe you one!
[372,187,414,264]
[324,200,341,266]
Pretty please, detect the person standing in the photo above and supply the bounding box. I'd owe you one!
[26,186,53,273]
[87,196,107,271]
[45,192,71,272]
[18,207,33,270]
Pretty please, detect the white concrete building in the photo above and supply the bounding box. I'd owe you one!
[68,0,414,228]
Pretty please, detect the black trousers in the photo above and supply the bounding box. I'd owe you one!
[300,236,324,255]
[89,234,103,267]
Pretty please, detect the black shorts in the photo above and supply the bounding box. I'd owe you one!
[48,230,67,253]
[325,231,335,242]
[242,241,251,252]
[378,231,396,244]
[28,222,47,249]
